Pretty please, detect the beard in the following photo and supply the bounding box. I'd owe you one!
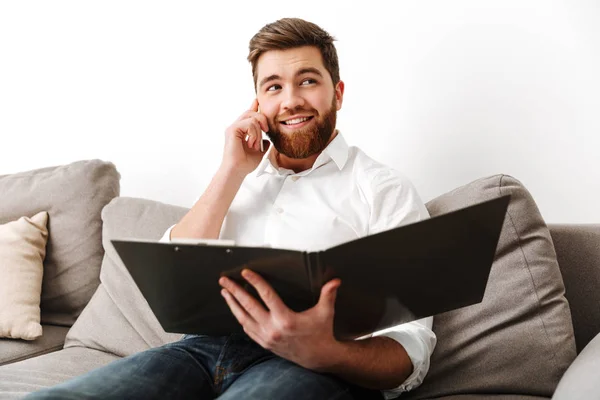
[266,98,337,159]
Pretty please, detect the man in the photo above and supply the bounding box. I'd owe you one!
[27,18,436,399]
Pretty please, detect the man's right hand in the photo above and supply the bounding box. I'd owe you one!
[221,99,270,178]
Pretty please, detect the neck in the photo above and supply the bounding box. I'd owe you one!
[274,130,338,173]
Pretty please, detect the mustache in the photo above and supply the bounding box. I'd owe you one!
[274,109,316,122]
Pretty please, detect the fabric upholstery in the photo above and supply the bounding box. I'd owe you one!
[402,174,577,399]
[59,175,577,398]
[548,224,600,352]
[552,332,600,400]
[435,394,550,400]
[0,347,119,399]
[0,212,48,340]
[433,396,549,400]
[64,197,187,356]
[0,325,70,366]
[0,160,120,326]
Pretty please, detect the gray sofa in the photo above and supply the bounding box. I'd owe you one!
[0,159,598,400]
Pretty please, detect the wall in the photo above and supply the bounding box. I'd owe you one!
[1,0,598,223]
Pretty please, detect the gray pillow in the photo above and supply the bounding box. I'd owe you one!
[0,160,120,326]
[65,197,186,356]
[403,175,577,399]
[552,332,600,400]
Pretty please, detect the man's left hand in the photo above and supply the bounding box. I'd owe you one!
[219,269,342,371]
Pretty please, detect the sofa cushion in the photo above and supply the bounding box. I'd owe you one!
[434,396,550,400]
[403,175,577,399]
[0,160,120,327]
[0,325,70,367]
[0,347,119,398]
[0,212,48,340]
[548,224,600,352]
[552,332,600,400]
[433,396,549,400]
[64,197,187,356]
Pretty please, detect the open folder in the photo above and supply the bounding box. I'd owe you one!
[111,195,510,340]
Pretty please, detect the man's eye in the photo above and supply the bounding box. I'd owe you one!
[267,84,281,92]
[301,79,316,86]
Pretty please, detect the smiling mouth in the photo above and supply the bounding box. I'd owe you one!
[281,116,314,126]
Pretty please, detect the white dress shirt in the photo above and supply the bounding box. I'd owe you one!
[161,132,437,397]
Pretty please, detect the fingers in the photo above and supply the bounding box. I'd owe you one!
[237,99,258,120]
[255,113,269,132]
[247,118,262,151]
[221,288,258,330]
[237,112,269,133]
[219,276,269,322]
[241,269,289,316]
[237,100,269,132]
[317,279,341,312]
[233,118,262,152]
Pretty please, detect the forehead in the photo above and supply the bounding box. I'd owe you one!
[256,46,328,80]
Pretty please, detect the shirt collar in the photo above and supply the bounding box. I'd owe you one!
[255,130,349,177]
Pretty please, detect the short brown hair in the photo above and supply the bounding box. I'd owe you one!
[248,18,340,90]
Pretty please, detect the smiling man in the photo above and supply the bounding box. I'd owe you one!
[27,18,436,400]
[257,47,339,163]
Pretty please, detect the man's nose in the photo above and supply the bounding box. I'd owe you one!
[281,87,305,111]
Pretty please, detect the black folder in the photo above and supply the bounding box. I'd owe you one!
[111,195,510,340]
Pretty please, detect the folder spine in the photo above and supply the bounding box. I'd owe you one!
[306,252,322,304]
[304,251,313,303]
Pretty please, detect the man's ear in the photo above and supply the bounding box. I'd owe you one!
[335,80,345,111]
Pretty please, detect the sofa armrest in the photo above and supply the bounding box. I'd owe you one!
[552,332,600,400]
[548,224,600,352]
[0,325,69,366]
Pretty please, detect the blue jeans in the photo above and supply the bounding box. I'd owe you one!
[25,333,383,399]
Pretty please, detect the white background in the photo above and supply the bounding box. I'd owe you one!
[1,0,598,223]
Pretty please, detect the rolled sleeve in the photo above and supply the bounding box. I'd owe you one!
[159,224,176,243]
[372,317,437,397]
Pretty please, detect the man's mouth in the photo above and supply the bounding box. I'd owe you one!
[280,116,314,126]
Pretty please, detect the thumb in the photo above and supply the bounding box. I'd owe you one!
[318,278,341,310]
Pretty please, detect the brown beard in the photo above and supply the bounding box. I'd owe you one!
[266,97,337,159]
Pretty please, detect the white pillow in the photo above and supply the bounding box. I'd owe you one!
[0,211,48,340]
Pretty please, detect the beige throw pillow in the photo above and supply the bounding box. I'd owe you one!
[0,211,49,340]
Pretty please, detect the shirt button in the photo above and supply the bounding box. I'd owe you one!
[275,207,284,214]
[291,176,300,182]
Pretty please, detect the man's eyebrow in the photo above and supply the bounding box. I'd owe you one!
[259,74,281,89]
[258,68,324,89]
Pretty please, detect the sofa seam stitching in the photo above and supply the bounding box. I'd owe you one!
[498,174,558,366]
[0,344,64,367]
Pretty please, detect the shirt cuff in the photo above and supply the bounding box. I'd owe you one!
[159,224,176,243]
[371,317,437,398]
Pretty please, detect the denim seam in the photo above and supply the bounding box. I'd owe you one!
[213,335,233,393]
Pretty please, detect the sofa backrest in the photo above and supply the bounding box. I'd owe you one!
[65,197,187,356]
[65,174,577,399]
[0,160,120,326]
[549,224,600,352]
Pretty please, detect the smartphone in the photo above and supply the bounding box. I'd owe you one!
[258,104,265,153]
